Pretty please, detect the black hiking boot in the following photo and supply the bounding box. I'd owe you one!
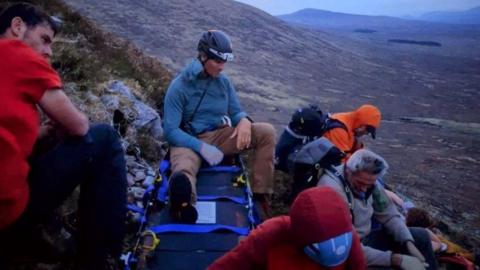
[168,172,198,224]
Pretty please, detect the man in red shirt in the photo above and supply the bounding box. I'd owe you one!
[0,3,127,268]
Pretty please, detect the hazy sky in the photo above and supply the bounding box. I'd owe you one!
[235,0,480,17]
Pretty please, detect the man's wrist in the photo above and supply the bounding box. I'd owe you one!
[239,117,252,126]
[391,253,402,267]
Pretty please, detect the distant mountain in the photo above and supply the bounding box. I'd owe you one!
[277,8,480,53]
[419,6,480,24]
[277,8,417,30]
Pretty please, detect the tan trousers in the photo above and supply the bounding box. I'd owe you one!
[170,122,276,202]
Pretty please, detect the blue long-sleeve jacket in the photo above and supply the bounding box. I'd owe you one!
[163,59,247,153]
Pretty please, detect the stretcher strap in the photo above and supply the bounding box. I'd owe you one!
[199,166,241,173]
[148,224,250,236]
[197,195,247,204]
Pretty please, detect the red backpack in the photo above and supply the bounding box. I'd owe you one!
[439,253,475,270]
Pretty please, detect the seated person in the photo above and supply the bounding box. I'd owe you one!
[323,104,381,161]
[317,149,437,270]
[163,30,276,223]
[0,3,127,268]
[208,187,366,270]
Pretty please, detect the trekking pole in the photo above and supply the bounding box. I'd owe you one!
[238,155,257,229]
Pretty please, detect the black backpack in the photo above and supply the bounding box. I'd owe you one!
[275,106,347,173]
[288,137,346,203]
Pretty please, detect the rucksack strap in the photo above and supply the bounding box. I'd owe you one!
[324,118,347,133]
[285,125,309,141]
[325,166,355,223]
[325,118,361,154]
[180,80,212,135]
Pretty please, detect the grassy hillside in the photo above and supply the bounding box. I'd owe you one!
[1,0,172,111]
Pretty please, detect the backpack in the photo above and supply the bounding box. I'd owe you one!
[287,137,346,203]
[275,106,347,173]
[439,253,475,270]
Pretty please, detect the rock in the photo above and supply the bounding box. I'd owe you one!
[100,94,120,110]
[142,175,155,187]
[134,170,146,182]
[103,80,163,140]
[147,168,156,177]
[125,154,136,162]
[132,100,164,140]
[85,91,100,102]
[127,173,135,186]
[106,80,135,99]
[266,106,278,112]
[128,186,146,199]
[149,118,164,141]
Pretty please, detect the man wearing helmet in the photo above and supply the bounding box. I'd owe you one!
[163,30,276,223]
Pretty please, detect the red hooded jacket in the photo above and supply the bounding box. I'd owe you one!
[323,104,381,160]
[208,187,366,270]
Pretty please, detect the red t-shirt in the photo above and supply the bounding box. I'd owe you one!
[0,39,62,229]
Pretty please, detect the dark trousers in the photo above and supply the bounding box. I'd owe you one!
[0,124,127,269]
[364,227,437,270]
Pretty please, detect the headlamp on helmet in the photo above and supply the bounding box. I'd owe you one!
[198,30,234,62]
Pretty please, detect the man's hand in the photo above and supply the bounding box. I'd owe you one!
[199,143,224,166]
[391,253,426,270]
[33,120,64,155]
[406,241,427,264]
[229,118,251,150]
[39,120,69,140]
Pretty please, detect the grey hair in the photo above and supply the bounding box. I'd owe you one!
[346,149,389,178]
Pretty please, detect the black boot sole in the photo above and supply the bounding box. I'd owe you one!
[168,173,198,224]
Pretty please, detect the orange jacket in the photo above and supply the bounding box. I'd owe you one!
[324,105,381,160]
[208,187,366,270]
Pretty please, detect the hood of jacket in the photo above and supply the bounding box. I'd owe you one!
[331,104,381,131]
[290,187,353,247]
[353,104,381,129]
